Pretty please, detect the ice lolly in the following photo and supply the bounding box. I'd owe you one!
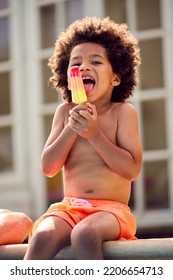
[70,66,87,104]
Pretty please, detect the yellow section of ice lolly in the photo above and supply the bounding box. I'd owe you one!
[70,66,87,104]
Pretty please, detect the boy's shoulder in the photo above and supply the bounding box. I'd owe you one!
[110,102,138,124]
[55,102,73,114]
[111,102,137,114]
[52,102,74,125]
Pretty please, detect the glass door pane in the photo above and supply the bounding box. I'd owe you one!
[43,115,63,205]
[40,4,56,49]
[0,0,9,9]
[46,174,63,205]
[104,0,126,23]
[0,17,9,61]
[129,181,135,210]
[139,38,164,89]
[136,0,161,30]
[141,99,167,150]
[143,160,169,210]
[41,59,59,104]
[65,0,84,26]
[0,72,10,115]
[0,126,13,172]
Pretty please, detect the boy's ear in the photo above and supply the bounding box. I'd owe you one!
[111,74,121,86]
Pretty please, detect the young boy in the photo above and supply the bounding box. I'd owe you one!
[24,17,142,260]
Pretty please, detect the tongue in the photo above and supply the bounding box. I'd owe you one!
[84,83,94,96]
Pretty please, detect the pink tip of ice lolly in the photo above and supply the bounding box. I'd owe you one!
[70,66,80,77]
[70,66,87,104]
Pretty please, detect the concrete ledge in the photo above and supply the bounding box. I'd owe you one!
[0,244,28,260]
[0,238,173,260]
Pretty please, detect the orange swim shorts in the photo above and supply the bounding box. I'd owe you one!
[28,197,137,242]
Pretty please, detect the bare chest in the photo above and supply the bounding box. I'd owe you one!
[97,110,118,143]
[69,111,118,161]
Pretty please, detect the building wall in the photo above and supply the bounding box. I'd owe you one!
[0,0,173,237]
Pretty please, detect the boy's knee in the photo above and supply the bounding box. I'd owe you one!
[71,222,99,248]
[30,230,52,251]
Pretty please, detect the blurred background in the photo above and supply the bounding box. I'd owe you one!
[0,0,173,239]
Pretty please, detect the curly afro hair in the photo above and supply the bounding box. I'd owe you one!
[48,17,141,103]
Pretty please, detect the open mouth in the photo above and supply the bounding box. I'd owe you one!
[82,76,95,96]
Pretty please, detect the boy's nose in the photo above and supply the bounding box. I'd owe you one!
[79,62,91,71]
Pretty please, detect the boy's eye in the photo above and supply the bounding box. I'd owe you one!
[70,63,81,67]
[92,61,102,65]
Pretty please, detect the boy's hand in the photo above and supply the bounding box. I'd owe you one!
[68,102,99,138]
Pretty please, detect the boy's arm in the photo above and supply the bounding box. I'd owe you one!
[69,103,142,181]
[89,104,142,181]
[41,104,78,177]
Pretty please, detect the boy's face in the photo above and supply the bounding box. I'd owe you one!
[67,42,120,104]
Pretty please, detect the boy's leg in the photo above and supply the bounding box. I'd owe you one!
[71,211,120,260]
[24,216,72,260]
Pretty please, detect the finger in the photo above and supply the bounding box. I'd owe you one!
[71,104,87,113]
[70,109,88,123]
[86,103,97,116]
[68,116,80,131]
[69,117,85,134]
[78,109,92,119]
[69,110,80,121]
